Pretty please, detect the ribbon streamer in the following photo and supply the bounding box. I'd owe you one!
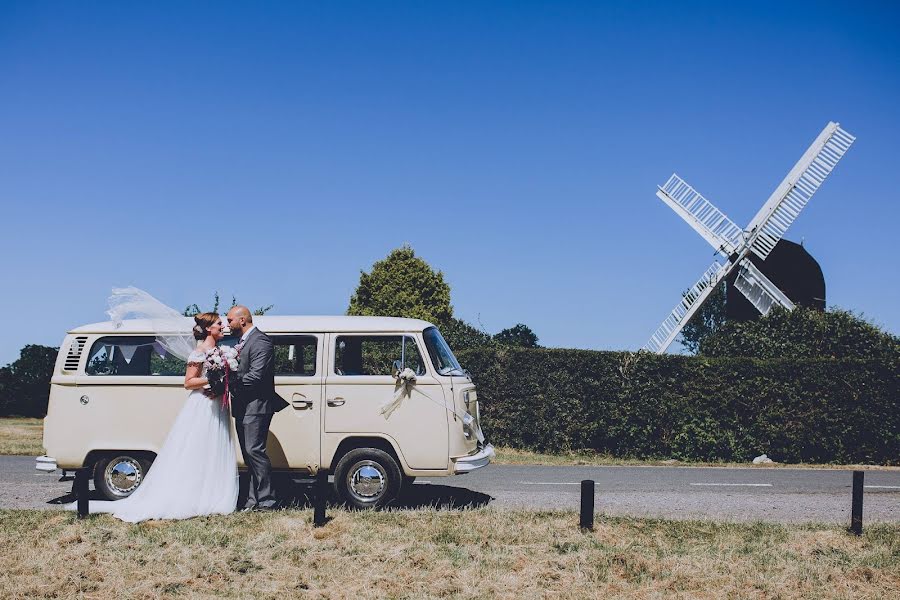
[222,361,231,409]
[379,370,485,445]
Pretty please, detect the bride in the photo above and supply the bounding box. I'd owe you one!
[67,291,238,522]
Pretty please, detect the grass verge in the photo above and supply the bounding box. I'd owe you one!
[2,417,896,471]
[0,508,896,599]
[0,418,43,456]
[492,446,900,470]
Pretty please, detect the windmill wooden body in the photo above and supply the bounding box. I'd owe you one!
[645,122,855,353]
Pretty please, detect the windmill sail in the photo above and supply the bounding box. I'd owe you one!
[733,259,795,316]
[644,261,734,353]
[656,174,744,256]
[644,121,854,354]
[746,123,855,260]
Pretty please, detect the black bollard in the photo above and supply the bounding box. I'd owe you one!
[75,468,90,519]
[580,479,594,531]
[849,470,864,536]
[313,471,327,527]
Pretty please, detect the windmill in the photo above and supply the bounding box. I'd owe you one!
[644,121,855,353]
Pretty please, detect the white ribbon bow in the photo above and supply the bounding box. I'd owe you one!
[380,368,418,419]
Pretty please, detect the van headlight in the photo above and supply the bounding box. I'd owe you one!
[461,390,484,443]
[463,391,480,423]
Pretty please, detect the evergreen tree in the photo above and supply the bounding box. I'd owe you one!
[348,245,453,325]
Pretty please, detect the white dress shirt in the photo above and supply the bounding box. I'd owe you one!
[239,325,256,344]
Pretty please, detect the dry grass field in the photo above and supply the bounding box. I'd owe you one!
[0,418,43,456]
[0,508,897,599]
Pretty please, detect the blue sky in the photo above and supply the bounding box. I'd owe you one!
[1,1,898,364]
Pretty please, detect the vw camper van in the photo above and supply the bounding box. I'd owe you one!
[37,316,493,508]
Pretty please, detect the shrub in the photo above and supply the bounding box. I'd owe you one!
[699,306,899,360]
[0,345,58,417]
[458,347,899,464]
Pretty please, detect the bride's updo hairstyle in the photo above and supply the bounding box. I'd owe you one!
[192,312,219,340]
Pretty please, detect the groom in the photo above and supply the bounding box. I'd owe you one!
[224,306,288,511]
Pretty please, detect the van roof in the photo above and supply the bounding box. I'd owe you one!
[69,315,437,335]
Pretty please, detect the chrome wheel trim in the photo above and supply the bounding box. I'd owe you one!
[105,456,143,497]
[346,460,386,503]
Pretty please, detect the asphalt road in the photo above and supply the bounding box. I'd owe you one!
[1,455,897,524]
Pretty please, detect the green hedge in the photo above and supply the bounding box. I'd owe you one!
[457,348,899,465]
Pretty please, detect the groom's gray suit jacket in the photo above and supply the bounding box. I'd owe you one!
[231,327,289,418]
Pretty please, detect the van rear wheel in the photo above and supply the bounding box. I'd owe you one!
[333,448,401,510]
[93,453,153,500]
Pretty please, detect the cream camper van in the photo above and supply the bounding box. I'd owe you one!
[37,316,493,508]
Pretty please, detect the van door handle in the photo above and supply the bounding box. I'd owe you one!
[327,397,345,407]
[291,394,313,410]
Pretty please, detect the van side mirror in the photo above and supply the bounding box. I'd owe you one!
[391,359,403,378]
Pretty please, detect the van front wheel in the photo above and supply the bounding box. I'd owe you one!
[93,453,153,500]
[333,448,401,509]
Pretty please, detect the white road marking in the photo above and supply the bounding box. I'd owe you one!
[865,485,900,489]
[690,483,773,487]
[519,482,587,486]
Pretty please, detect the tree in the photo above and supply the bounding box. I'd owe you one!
[699,306,900,360]
[347,246,543,353]
[440,317,494,351]
[0,345,58,417]
[184,292,273,316]
[494,324,540,348]
[0,366,14,415]
[347,246,503,352]
[348,245,453,324]
[679,283,727,354]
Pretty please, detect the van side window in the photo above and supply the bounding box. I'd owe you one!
[86,336,186,376]
[273,336,318,376]
[334,336,425,376]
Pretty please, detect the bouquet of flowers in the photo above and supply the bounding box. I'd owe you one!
[204,346,240,406]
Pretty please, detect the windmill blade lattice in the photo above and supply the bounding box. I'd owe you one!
[656,174,744,256]
[644,261,732,353]
[733,259,795,316]
[643,121,855,353]
[747,123,856,260]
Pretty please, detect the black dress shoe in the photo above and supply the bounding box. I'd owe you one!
[239,505,257,512]
[255,503,279,512]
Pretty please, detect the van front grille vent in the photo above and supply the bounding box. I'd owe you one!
[64,337,87,371]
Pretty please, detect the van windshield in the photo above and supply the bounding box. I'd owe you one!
[423,327,464,376]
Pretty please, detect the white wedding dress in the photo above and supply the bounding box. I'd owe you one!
[66,348,238,523]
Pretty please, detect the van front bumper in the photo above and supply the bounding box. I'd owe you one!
[36,456,58,472]
[452,444,495,474]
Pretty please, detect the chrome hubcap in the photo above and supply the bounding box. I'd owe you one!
[348,461,386,501]
[105,456,143,497]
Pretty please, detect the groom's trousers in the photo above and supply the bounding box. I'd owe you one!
[235,413,277,509]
